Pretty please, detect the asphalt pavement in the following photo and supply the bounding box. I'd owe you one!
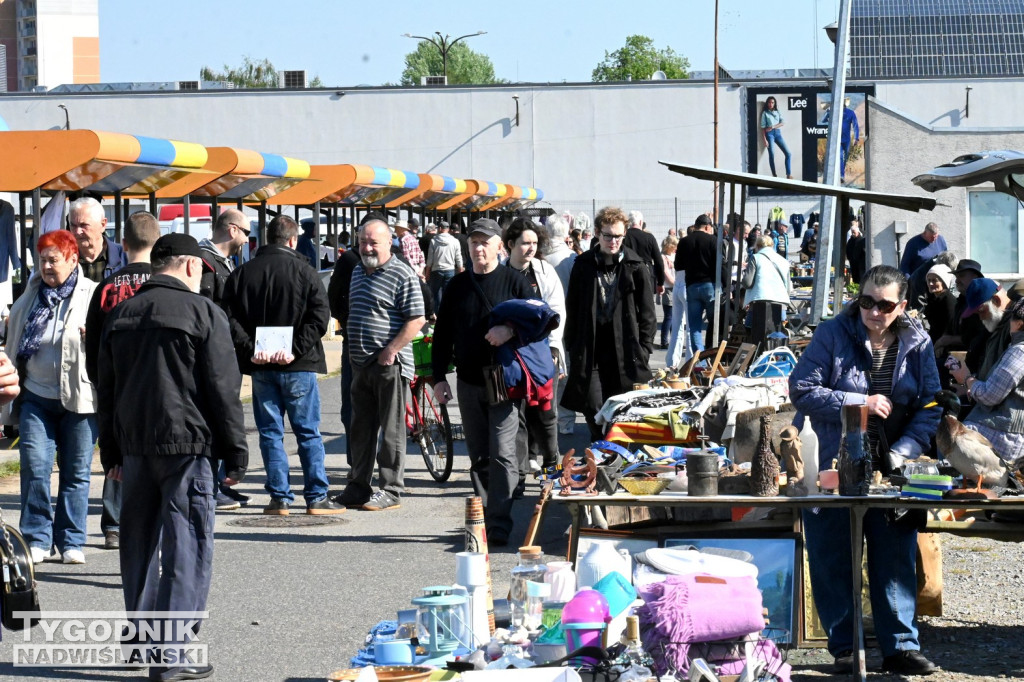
[0,337,611,681]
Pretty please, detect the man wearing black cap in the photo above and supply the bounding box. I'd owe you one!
[675,213,719,353]
[98,233,247,682]
[431,218,531,546]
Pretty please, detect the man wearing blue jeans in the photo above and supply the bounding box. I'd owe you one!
[224,215,344,516]
[675,214,719,353]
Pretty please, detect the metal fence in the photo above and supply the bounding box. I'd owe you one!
[550,196,827,243]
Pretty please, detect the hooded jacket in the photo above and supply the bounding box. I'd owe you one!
[789,307,941,470]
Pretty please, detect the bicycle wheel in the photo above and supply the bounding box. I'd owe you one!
[413,380,454,482]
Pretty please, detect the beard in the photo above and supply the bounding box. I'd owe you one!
[361,253,380,269]
[981,301,1004,332]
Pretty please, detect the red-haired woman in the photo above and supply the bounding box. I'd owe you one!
[4,229,98,565]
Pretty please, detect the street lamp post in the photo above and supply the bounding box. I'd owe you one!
[401,30,487,84]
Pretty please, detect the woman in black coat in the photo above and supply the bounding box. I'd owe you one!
[560,206,656,439]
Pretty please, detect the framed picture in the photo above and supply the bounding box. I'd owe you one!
[662,532,801,643]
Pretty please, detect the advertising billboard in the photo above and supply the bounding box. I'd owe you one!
[746,85,875,195]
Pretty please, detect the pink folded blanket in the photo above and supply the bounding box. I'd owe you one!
[637,574,766,676]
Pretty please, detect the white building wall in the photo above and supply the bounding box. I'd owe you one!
[34,0,98,90]
[1,76,1024,245]
[866,98,1024,278]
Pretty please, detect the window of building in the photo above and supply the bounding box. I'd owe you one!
[969,190,1023,276]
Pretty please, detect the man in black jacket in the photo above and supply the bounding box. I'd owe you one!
[624,210,665,296]
[223,215,344,516]
[98,233,247,682]
[675,213,719,352]
[561,206,656,440]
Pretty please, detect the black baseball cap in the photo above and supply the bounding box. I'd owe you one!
[469,218,501,239]
[152,233,204,260]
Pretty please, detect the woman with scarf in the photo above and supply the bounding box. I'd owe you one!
[4,230,98,565]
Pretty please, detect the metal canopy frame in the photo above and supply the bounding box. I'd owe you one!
[660,160,938,334]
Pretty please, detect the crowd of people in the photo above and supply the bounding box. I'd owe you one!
[8,197,1022,679]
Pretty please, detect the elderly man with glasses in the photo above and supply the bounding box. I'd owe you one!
[561,206,655,440]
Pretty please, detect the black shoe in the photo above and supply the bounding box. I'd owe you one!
[833,650,853,674]
[215,492,241,511]
[103,531,119,550]
[332,487,371,509]
[882,650,937,676]
[489,530,510,547]
[219,485,249,504]
[306,497,346,515]
[263,499,290,515]
[512,479,526,500]
[151,664,214,681]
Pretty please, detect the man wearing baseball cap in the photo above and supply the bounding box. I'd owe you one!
[935,259,987,362]
[431,218,532,547]
[962,278,1014,381]
[98,233,247,681]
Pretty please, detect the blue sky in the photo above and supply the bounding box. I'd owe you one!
[100,0,842,86]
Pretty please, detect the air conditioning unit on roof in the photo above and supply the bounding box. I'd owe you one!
[279,70,307,88]
[421,75,447,86]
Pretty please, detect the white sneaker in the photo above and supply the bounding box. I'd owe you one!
[62,549,86,565]
[529,459,542,473]
[30,546,47,565]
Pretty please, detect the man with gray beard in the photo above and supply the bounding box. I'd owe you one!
[961,278,1012,381]
[336,220,425,511]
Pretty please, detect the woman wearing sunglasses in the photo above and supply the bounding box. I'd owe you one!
[789,264,941,676]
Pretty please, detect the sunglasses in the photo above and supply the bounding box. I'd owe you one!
[231,223,251,237]
[857,294,900,314]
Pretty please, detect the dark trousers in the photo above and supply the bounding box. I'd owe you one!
[348,362,407,497]
[458,379,520,536]
[120,455,214,679]
[101,477,120,534]
[340,337,353,471]
[516,399,560,475]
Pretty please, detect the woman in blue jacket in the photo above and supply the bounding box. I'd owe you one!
[789,265,940,676]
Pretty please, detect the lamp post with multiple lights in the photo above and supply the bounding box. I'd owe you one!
[401,31,487,84]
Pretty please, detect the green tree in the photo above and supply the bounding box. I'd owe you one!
[200,56,324,88]
[400,41,503,86]
[592,35,690,82]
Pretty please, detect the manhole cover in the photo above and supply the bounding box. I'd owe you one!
[227,516,347,528]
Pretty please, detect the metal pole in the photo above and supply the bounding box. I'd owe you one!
[149,192,157,215]
[833,196,850,313]
[31,188,41,265]
[724,183,737,336]
[18,193,28,296]
[809,0,853,324]
[182,195,191,236]
[113,190,123,243]
[713,0,720,219]
[258,201,268,248]
[674,197,679,233]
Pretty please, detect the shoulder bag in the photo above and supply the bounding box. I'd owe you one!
[0,505,41,630]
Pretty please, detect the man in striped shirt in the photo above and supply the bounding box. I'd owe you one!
[336,219,425,511]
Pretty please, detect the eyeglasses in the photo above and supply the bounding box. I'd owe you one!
[857,294,900,314]
[231,223,251,237]
[599,232,625,242]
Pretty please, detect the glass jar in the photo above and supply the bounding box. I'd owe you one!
[509,546,546,630]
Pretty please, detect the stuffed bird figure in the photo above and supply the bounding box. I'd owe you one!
[924,390,1010,491]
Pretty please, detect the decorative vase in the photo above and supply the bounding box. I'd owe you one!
[750,413,780,497]
[838,405,872,496]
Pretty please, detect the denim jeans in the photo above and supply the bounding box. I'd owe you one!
[765,128,792,177]
[18,389,98,553]
[802,507,921,657]
[251,371,329,504]
[686,281,716,353]
[660,298,673,347]
[666,272,690,368]
[429,269,456,308]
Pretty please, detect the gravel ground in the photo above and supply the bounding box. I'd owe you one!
[787,534,1024,681]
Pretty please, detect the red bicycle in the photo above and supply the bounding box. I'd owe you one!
[407,336,454,482]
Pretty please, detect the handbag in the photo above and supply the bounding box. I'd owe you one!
[469,274,511,406]
[0,506,41,630]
